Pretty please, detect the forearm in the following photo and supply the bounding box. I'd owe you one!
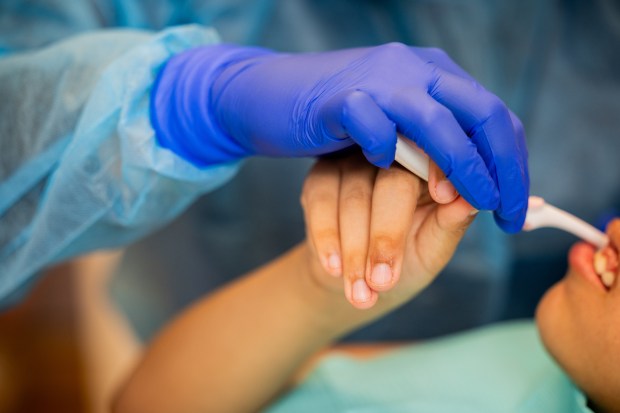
[113,244,376,413]
[113,157,476,413]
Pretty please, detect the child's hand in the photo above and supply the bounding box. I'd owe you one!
[113,152,476,413]
[301,152,477,310]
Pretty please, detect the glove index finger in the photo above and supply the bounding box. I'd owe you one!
[378,89,499,211]
[319,90,397,169]
[427,69,529,232]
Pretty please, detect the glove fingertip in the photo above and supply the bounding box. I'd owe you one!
[454,182,499,212]
[366,153,394,169]
[493,211,526,234]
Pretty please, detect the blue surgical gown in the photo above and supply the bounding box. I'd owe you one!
[1,1,620,341]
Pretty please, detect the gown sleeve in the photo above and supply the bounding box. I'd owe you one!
[0,25,240,301]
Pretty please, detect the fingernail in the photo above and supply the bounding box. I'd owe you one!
[352,279,371,302]
[435,179,457,201]
[371,263,392,286]
[327,253,341,272]
[469,209,480,216]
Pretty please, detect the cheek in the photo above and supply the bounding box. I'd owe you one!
[536,281,620,403]
[605,305,620,367]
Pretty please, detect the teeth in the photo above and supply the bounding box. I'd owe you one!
[593,248,617,288]
[594,251,608,275]
[601,271,616,288]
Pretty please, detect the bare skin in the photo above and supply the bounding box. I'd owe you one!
[113,153,476,413]
[537,220,620,413]
[113,150,620,412]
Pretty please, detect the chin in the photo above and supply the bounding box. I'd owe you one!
[535,281,567,363]
[535,277,589,388]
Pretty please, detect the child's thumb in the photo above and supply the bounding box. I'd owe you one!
[418,197,478,275]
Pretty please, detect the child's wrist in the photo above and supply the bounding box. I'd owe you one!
[291,243,381,339]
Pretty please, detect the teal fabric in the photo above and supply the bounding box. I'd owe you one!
[267,321,592,413]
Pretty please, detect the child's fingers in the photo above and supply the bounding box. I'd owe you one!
[301,160,343,276]
[427,159,458,204]
[338,155,378,309]
[366,164,422,292]
[413,197,478,279]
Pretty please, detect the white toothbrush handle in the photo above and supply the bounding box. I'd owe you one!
[539,203,608,249]
[395,134,430,182]
[524,197,608,248]
[395,140,608,248]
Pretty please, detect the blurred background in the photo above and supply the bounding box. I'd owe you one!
[1,0,619,411]
[0,252,139,413]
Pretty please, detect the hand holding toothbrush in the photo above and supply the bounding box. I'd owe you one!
[301,151,476,309]
[152,43,528,233]
[396,136,607,248]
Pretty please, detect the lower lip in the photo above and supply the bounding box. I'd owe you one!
[568,242,606,291]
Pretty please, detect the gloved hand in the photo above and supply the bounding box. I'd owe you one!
[151,43,528,233]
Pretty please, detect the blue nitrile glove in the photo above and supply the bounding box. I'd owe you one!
[151,43,529,233]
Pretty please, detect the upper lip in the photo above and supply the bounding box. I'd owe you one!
[569,242,608,292]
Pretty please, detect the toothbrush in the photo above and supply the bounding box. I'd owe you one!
[395,134,430,182]
[522,196,608,248]
[395,135,608,248]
